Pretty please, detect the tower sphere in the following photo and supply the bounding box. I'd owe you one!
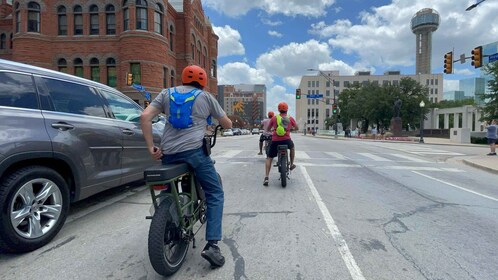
[411,8,440,33]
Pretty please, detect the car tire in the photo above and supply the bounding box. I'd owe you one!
[0,166,70,253]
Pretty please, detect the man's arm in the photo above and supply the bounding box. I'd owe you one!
[291,117,299,131]
[140,105,163,160]
[217,115,232,129]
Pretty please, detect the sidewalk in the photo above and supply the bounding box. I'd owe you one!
[308,134,498,175]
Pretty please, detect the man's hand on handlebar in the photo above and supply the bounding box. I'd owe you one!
[149,146,162,161]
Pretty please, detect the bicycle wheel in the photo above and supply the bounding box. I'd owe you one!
[148,196,189,276]
[279,153,287,187]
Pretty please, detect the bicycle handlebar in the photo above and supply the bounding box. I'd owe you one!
[205,125,222,148]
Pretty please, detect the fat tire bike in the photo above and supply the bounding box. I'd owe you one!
[144,125,222,277]
[276,145,290,187]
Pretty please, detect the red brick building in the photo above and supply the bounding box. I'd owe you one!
[0,0,218,105]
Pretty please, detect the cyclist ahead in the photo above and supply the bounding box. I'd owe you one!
[263,102,299,186]
[140,65,232,268]
[258,111,274,155]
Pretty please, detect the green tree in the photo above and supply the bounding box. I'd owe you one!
[481,61,498,120]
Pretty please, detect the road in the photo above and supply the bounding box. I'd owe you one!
[1,134,497,280]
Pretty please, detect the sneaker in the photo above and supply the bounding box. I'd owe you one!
[201,243,225,268]
[263,177,269,186]
[290,164,296,171]
[487,152,497,156]
[258,152,263,155]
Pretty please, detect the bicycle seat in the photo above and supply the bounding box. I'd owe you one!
[144,163,190,182]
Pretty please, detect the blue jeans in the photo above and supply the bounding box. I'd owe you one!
[161,148,224,241]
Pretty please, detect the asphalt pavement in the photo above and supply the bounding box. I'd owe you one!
[309,133,498,175]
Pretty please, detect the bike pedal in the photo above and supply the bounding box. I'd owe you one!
[145,215,153,220]
[192,237,196,249]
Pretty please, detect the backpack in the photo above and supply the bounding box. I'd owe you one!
[168,87,202,129]
[276,115,290,136]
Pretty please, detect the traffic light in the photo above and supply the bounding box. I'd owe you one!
[443,52,453,74]
[471,46,482,68]
[332,104,338,114]
[144,100,150,108]
[127,73,133,86]
[296,88,301,99]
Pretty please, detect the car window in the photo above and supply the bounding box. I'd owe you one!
[100,89,143,122]
[35,77,107,117]
[0,72,38,109]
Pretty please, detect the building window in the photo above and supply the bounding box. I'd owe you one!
[15,3,20,33]
[89,5,99,35]
[0,34,5,49]
[106,58,116,87]
[123,0,129,31]
[154,3,163,34]
[203,47,207,68]
[74,58,84,77]
[9,33,13,48]
[136,0,148,30]
[74,5,83,35]
[130,63,141,84]
[57,6,67,35]
[169,25,174,51]
[58,58,68,73]
[163,67,168,88]
[197,40,201,64]
[191,34,195,60]
[90,58,100,82]
[27,2,40,33]
[211,60,217,78]
[105,5,116,35]
[170,69,175,87]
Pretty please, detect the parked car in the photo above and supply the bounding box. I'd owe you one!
[0,59,162,253]
[223,129,234,136]
[232,128,242,135]
[240,129,250,135]
[252,128,260,135]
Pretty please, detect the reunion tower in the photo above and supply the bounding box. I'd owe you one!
[411,8,440,74]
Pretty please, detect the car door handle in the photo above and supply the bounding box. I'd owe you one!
[122,129,135,136]
[51,122,74,131]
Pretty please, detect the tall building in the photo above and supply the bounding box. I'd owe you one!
[217,84,266,127]
[0,0,219,106]
[411,8,440,75]
[295,71,443,131]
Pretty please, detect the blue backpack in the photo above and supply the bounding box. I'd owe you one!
[168,87,202,129]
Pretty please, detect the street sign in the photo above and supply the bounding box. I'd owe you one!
[132,84,145,91]
[306,94,323,99]
[460,53,466,64]
[145,91,151,101]
[489,53,498,63]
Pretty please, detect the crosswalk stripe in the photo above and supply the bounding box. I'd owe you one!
[215,150,243,158]
[357,153,392,161]
[390,153,429,162]
[325,152,349,160]
[295,151,311,159]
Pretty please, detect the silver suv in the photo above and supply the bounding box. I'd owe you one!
[0,59,161,253]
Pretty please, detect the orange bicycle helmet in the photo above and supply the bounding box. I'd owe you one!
[278,102,288,112]
[182,65,207,87]
[268,111,275,118]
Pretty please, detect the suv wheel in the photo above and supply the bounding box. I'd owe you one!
[0,166,70,253]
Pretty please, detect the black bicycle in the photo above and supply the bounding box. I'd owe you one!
[144,125,222,276]
[276,145,290,187]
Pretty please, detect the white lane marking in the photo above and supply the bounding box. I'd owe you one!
[358,153,392,161]
[66,186,147,223]
[215,150,244,158]
[413,171,498,202]
[325,152,349,160]
[411,151,465,155]
[390,153,429,163]
[295,150,311,159]
[300,166,366,280]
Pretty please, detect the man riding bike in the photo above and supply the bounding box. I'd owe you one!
[258,111,275,155]
[140,65,232,268]
[263,102,299,186]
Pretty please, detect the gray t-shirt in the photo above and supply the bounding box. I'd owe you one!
[151,85,226,155]
[487,124,497,139]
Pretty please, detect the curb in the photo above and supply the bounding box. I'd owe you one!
[462,158,498,175]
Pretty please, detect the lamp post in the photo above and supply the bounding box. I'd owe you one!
[419,100,425,143]
[466,0,486,11]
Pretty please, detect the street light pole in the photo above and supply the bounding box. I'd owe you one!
[466,0,486,11]
[419,100,425,143]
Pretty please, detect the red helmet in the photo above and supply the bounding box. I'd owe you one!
[278,102,288,112]
[268,111,275,118]
[182,65,207,87]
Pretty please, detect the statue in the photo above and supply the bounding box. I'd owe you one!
[393,99,402,118]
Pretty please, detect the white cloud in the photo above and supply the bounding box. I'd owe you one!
[266,85,297,117]
[203,0,336,17]
[217,62,273,85]
[212,25,245,57]
[261,18,283,26]
[443,79,459,92]
[268,30,283,38]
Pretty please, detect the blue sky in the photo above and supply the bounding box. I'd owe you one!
[201,0,498,116]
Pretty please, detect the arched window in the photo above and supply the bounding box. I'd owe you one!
[203,47,207,68]
[154,3,163,34]
[106,58,117,87]
[27,2,40,33]
[169,24,174,51]
[15,2,20,33]
[191,34,195,60]
[90,58,100,82]
[58,58,67,73]
[196,40,201,64]
[57,6,67,35]
[74,58,84,77]
[10,33,13,49]
[211,60,217,78]
[163,67,168,88]
[89,5,99,35]
[170,69,175,87]
[136,0,148,30]
[0,34,6,49]
[123,0,129,31]
[105,5,116,35]
[74,5,83,35]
